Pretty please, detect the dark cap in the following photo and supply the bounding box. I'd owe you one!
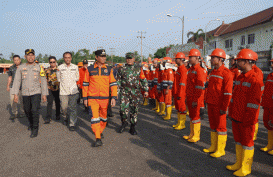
[83,59,88,64]
[125,52,134,59]
[25,49,35,55]
[95,49,106,56]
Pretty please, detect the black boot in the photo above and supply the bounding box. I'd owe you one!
[118,121,128,133]
[129,124,137,135]
[93,138,103,147]
[30,127,38,138]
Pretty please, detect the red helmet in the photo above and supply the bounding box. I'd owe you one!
[153,58,159,63]
[175,52,186,59]
[252,51,258,61]
[235,49,256,61]
[141,62,147,65]
[209,48,226,59]
[270,58,273,62]
[163,57,172,63]
[188,49,201,57]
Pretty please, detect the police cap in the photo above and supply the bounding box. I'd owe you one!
[95,49,106,56]
[25,49,35,55]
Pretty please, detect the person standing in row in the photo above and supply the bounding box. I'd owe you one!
[57,52,79,131]
[77,59,89,112]
[203,48,233,158]
[157,59,166,115]
[83,49,117,147]
[260,58,273,155]
[152,58,160,112]
[13,49,48,138]
[44,56,60,124]
[7,55,23,120]
[117,52,148,135]
[227,49,263,176]
[183,49,206,143]
[172,52,188,130]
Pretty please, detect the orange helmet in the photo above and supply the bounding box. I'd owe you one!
[188,49,201,57]
[141,62,147,65]
[78,62,83,67]
[235,49,256,61]
[148,61,153,65]
[185,56,189,61]
[153,58,159,63]
[253,51,258,61]
[163,57,172,63]
[175,52,186,59]
[209,48,226,59]
[270,58,273,62]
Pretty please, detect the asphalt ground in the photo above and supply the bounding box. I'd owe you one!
[0,74,272,177]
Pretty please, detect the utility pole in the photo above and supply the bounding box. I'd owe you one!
[137,31,146,63]
[182,16,184,51]
[109,48,115,66]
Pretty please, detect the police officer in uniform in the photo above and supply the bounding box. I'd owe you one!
[13,49,48,138]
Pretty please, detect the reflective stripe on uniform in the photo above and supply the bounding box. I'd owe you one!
[163,84,168,87]
[261,86,264,91]
[91,118,101,124]
[176,72,180,75]
[223,93,232,95]
[195,86,205,90]
[243,146,254,150]
[179,83,185,86]
[267,80,273,82]
[235,81,240,85]
[218,131,227,135]
[210,75,223,79]
[191,71,197,74]
[83,82,89,86]
[100,117,107,122]
[242,82,251,87]
[247,103,259,109]
[110,82,117,86]
[192,119,200,123]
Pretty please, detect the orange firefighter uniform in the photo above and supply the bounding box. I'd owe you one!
[227,49,264,176]
[260,62,273,155]
[183,49,206,143]
[82,62,117,139]
[157,64,165,115]
[203,48,233,158]
[162,57,174,120]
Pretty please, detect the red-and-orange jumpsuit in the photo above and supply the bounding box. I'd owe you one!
[229,67,240,83]
[206,65,233,134]
[186,63,206,124]
[148,69,156,100]
[82,62,117,139]
[228,69,263,148]
[157,69,165,103]
[163,68,174,107]
[200,67,207,109]
[260,72,273,154]
[142,69,150,96]
[174,65,187,114]
[154,68,159,101]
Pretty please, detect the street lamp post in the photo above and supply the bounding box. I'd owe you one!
[204,18,220,57]
[167,14,184,51]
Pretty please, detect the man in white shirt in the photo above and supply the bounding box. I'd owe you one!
[57,52,79,131]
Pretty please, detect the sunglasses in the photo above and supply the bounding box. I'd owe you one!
[50,61,56,63]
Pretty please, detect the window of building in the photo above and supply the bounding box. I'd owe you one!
[248,34,255,44]
[225,39,233,48]
[241,35,245,45]
[209,41,216,50]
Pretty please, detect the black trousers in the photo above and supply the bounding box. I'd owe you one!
[46,89,60,120]
[22,94,41,128]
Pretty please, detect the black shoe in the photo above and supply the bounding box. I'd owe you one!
[63,120,68,126]
[30,127,38,138]
[118,121,128,133]
[93,139,103,147]
[101,133,104,139]
[129,124,138,135]
[44,119,50,124]
[69,126,76,131]
[56,116,60,120]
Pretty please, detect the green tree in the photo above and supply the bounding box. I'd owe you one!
[187,29,213,43]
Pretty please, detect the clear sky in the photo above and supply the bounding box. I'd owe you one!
[0,0,272,60]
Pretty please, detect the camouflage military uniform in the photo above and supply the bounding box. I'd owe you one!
[116,63,148,124]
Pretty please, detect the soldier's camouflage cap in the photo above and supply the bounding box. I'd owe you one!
[125,52,134,59]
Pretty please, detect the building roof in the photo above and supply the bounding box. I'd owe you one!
[209,6,273,36]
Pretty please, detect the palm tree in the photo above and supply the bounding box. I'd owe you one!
[187,29,213,43]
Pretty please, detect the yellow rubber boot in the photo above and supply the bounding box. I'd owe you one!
[172,105,176,109]
[183,122,193,140]
[233,148,254,176]
[158,103,166,115]
[186,106,189,115]
[260,130,273,152]
[163,106,172,120]
[226,144,243,171]
[268,150,273,155]
[210,134,227,158]
[152,100,158,110]
[143,98,148,106]
[253,123,259,141]
[155,101,160,113]
[173,113,180,128]
[203,131,218,153]
[174,114,186,130]
[188,122,201,143]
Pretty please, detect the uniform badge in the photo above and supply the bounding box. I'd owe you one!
[104,69,108,73]
[170,71,172,74]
